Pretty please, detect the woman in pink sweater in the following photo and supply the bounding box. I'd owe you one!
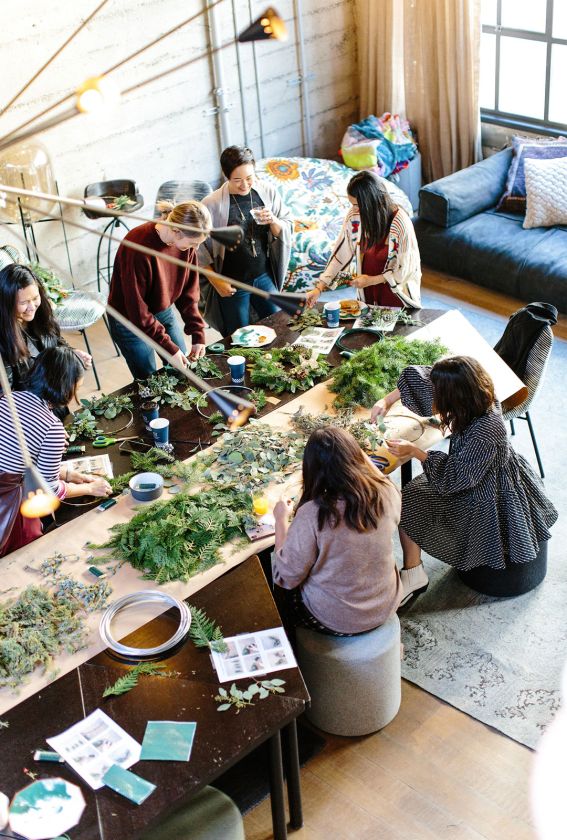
[273,427,403,636]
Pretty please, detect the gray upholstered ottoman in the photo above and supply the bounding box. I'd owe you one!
[141,786,244,840]
[296,614,401,736]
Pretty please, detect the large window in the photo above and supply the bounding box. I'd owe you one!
[481,0,567,132]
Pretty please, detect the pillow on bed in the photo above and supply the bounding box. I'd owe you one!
[497,135,567,214]
[523,156,567,229]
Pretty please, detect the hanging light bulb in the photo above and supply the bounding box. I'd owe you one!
[0,141,57,222]
[238,7,288,43]
[207,388,256,429]
[20,465,60,518]
[75,76,119,114]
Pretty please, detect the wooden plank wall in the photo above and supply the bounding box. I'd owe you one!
[0,0,359,285]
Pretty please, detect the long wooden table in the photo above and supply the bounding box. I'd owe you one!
[0,306,527,838]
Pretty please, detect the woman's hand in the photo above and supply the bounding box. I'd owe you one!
[255,207,274,225]
[189,343,206,360]
[83,477,112,497]
[385,438,427,463]
[75,349,92,369]
[273,498,293,521]
[370,388,400,422]
[305,287,322,309]
[349,274,382,289]
[63,468,92,484]
[171,349,189,369]
[213,278,237,298]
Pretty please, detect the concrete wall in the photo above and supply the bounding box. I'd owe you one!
[0,0,358,287]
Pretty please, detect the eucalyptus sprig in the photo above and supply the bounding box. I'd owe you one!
[215,679,286,713]
[79,392,133,421]
[103,663,168,698]
[137,371,207,411]
[188,607,227,653]
[188,356,223,379]
[287,308,324,331]
[65,408,103,442]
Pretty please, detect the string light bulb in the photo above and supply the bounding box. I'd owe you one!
[238,7,288,43]
[20,466,60,518]
[75,76,118,114]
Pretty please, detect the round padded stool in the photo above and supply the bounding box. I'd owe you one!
[140,786,244,840]
[295,614,401,736]
[458,540,548,597]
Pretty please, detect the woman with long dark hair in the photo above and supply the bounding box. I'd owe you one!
[272,427,402,635]
[306,170,421,309]
[0,264,91,390]
[371,356,558,603]
[0,347,111,557]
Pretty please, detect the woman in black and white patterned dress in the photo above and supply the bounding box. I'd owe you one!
[371,356,558,604]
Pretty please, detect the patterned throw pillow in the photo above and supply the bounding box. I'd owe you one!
[523,156,567,229]
[497,136,567,214]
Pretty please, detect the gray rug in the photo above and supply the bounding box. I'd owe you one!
[396,290,566,749]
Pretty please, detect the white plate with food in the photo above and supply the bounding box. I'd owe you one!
[231,325,277,347]
[338,299,368,320]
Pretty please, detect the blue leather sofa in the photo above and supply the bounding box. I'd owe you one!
[413,148,567,313]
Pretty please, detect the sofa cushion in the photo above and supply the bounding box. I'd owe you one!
[524,156,567,229]
[413,209,567,313]
[419,149,512,228]
[497,135,567,214]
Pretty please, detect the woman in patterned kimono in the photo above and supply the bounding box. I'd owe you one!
[371,356,557,604]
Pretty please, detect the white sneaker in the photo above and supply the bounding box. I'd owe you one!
[399,564,429,607]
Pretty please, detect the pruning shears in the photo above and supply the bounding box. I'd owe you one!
[92,435,138,448]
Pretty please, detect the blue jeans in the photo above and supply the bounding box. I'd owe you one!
[219,272,279,335]
[109,306,187,380]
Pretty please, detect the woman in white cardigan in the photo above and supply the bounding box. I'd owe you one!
[199,146,293,335]
[306,171,421,309]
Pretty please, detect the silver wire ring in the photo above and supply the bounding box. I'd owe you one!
[99,590,192,658]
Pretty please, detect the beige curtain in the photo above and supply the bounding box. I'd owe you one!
[354,0,482,183]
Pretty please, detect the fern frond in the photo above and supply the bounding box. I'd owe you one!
[103,662,167,698]
[189,607,228,653]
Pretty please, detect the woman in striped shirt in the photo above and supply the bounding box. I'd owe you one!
[305,170,421,310]
[0,347,111,557]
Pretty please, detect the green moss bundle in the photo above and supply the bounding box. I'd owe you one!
[0,587,86,689]
[90,487,252,583]
[329,336,447,408]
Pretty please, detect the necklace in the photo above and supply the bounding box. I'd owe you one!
[231,193,257,258]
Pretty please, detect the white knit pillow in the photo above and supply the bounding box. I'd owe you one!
[524,155,567,229]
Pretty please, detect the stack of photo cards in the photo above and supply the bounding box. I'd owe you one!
[141,721,196,762]
[47,709,141,790]
[211,626,296,683]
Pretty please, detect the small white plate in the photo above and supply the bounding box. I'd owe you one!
[231,325,277,347]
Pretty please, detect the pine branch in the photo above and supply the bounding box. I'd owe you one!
[189,607,228,653]
[103,662,167,697]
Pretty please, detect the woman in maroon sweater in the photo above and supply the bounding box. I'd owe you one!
[108,200,210,380]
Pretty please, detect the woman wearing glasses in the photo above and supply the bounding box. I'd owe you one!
[200,146,293,336]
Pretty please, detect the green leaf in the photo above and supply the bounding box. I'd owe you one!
[268,678,286,686]
[219,687,228,697]
[102,663,167,698]
[217,703,232,712]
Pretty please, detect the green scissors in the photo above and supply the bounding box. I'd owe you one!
[92,434,138,448]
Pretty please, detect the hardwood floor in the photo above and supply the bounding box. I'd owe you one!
[75,283,540,840]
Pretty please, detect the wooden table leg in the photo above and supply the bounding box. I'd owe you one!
[268,731,288,840]
[284,719,303,830]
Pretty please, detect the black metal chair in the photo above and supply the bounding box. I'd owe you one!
[496,321,553,479]
[83,179,144,291]
[153,180,212,217]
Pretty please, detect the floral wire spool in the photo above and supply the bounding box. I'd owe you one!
[197,385,254,420]
[99,591,192,659]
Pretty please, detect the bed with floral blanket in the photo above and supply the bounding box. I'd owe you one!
[256,156,412,293]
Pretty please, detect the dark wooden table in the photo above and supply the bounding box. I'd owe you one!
[55,307,445,526]
[0,556,309,839]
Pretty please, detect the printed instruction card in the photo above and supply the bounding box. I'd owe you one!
[211,626,296,683]
[48,709,141,790]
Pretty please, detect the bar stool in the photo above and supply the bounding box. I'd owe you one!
[83,179,143,291]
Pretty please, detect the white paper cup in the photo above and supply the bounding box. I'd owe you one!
[149,417,169,444]
[227,355,246,384]
[324,301,340,327]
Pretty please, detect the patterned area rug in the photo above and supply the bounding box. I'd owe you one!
[397,291,566,749]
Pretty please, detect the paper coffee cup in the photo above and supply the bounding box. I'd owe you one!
[149,417,169,444]
[227,355,246,384]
